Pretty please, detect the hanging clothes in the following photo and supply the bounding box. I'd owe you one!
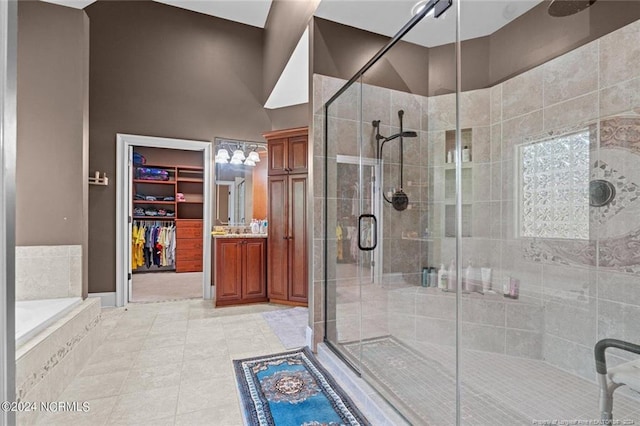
[133,221,176,270]
[131,222,146,270]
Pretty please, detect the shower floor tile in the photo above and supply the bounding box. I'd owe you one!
[341,336,640,425]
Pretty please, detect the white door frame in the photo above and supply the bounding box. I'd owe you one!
[116,134,213,307]
[0,0,17,422]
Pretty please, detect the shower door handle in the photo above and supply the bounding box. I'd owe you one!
[357,214,377,251]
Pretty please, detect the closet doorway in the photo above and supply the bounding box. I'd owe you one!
[116,134,212,307]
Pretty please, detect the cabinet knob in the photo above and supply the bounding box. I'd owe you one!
[283,236,288,240]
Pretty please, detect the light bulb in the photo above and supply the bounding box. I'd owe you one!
[232,149,245,161]
[247,151,260,162]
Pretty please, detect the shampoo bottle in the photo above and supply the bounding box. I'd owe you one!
[462,146,470,162]
[438,264,446,290]
[464,261,473,292]
[447,259,456,291]
[429,268,438,287]
[503,276,511,298]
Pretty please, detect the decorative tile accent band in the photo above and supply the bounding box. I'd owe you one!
[16,313,101,402]
[600,116,640,153]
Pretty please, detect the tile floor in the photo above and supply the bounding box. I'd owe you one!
[35,300,293,425]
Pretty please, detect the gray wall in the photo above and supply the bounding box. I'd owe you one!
[266,104,309,130]
[86,1,272,293]
[17,1,89,297]
[313,17,430,96]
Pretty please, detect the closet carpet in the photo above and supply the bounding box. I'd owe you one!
[131,272,203,303]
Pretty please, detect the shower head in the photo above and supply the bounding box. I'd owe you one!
[548,0,596,17]
[383,131,418,142]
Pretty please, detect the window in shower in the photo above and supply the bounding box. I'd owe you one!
[519,129,590,239]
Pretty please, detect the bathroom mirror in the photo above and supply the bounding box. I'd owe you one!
[214,138,268,225]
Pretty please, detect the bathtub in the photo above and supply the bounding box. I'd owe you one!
[15,297,102,425]
[15,297,83,348]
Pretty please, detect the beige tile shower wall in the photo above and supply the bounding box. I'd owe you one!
[15,245,83,301]
[433,18,640,379]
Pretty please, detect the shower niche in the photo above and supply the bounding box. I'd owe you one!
[443,128,473,237]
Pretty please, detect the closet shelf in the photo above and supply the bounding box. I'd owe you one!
[133,179,176,185]
[177,178,203,183]
[178,201,203,204]
[133,200,175,205]
[133,216,175,220]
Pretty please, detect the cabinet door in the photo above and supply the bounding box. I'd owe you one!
[288,175,308,304]
[243,239,267,300]
[268,138,288,175]
[215,239,242,303]
[288,135,308,174]
[268,176,289,300]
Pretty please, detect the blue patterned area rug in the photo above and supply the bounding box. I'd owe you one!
[234,347,370,426]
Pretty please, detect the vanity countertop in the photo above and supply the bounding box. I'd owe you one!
[212,233,267,239]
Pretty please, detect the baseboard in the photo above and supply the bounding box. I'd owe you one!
[88,292,116,307]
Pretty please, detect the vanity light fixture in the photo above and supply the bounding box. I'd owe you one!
[214,138,267,167]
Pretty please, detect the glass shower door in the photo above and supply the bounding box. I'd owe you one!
[324,79,366,373]
[322,1,458,423]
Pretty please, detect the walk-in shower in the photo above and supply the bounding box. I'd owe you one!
[319,0,640,424]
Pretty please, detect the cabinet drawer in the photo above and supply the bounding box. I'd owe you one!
[176,248,202,261]
[176,227,203,239]
[176,259,202,273]
[177,238,203,250]
[176,219,203,228]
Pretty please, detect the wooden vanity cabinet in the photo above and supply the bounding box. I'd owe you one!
[215,238,267,306]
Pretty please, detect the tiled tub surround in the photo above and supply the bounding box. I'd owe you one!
[16,297,102,426]
[310,16,640,414]
[16,245,82,300]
